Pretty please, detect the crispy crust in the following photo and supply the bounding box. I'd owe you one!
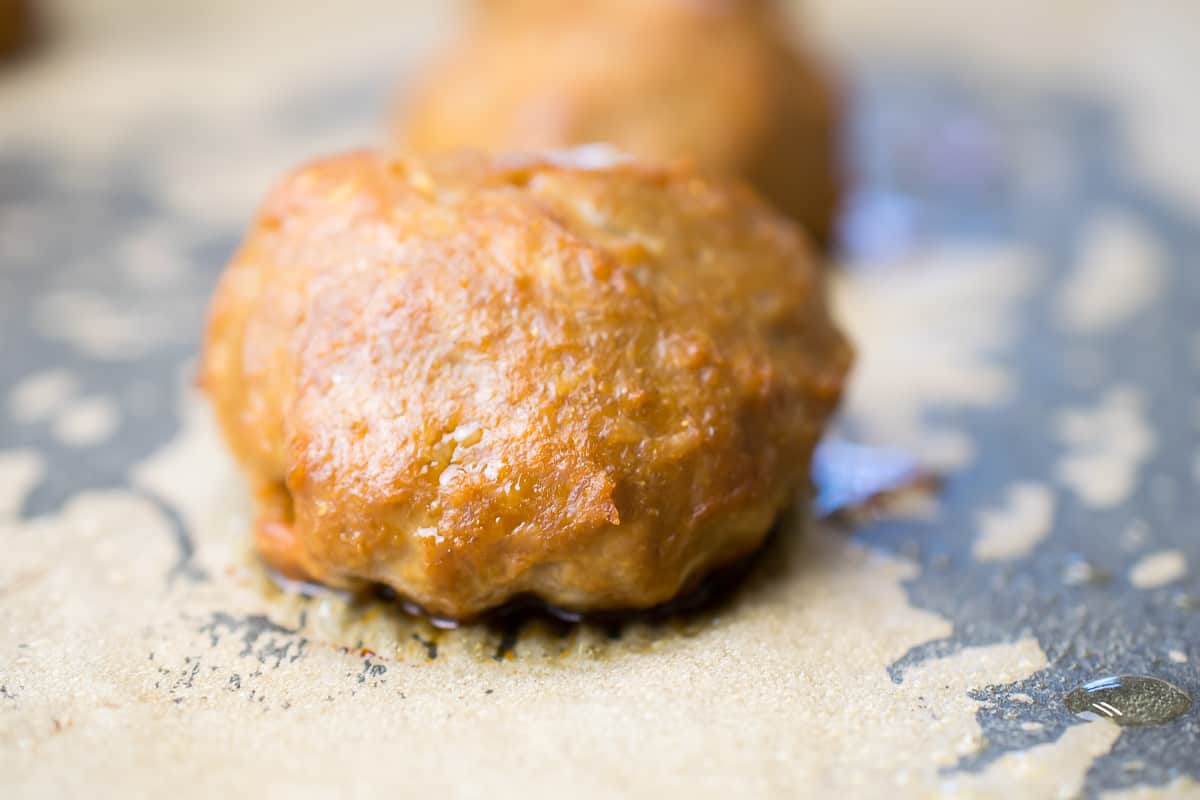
[397,0,843,246]
[201,148,851,619]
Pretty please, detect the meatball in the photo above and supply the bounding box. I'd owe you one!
[201,147,851,620]
[0,0,30,58]
[397,0,843,247]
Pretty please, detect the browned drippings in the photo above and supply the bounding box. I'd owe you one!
[824,473,942,528]
[246,447,939,662]
[253,519,783,663]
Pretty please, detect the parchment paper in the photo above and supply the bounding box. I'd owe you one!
[2,2,1198,797]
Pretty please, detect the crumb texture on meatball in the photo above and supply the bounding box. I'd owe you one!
[202,149,851,619]
[398,0,842,245]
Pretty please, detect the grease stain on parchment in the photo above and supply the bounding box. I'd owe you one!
[130,363,248,578]
[1102,775,1200,799]
[0,14,1168,794]
[941,721,1121,799]
[2,223,1072,797]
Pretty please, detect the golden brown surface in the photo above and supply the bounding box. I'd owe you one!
[397,0,843,246]
[201,147,851,619]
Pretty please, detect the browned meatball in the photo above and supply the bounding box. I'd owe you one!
[397,0,843,247]
[201,147,851,620]
[0,0,30,58]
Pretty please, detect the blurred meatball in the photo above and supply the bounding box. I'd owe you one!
[202,147,851,620]
[0,0,30,57]
[398,0,843,247]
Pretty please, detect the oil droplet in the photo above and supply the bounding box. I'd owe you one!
[268,569,351,600]
[1064,675,1192,727]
